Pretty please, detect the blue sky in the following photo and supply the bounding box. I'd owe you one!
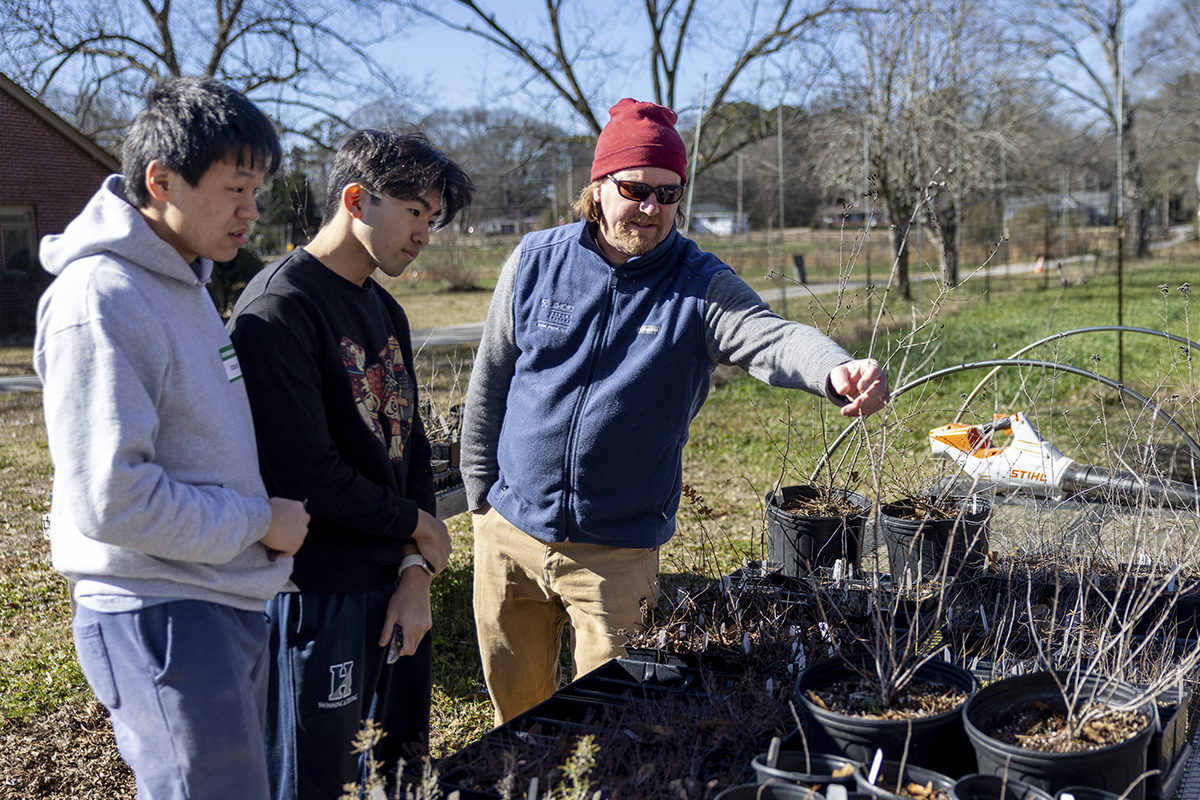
[351,0,1179,144]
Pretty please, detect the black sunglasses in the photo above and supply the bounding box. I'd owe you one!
[607,175,685,205]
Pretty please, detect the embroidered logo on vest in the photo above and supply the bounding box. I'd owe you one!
[536,298,574,331]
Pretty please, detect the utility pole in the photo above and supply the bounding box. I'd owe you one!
[683,75,706,236]
[1002,150,1008,288]
[864,120,871,319]
[737,153,744,239]
[1116,0,1125,385]
[777,102,787,319]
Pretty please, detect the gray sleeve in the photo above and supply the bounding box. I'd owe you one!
[704,269,853,403]
[460,242,522,510]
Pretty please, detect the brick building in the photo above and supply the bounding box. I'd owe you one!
[0,72,120,335]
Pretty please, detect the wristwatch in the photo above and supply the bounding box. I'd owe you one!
[399,553,435,576]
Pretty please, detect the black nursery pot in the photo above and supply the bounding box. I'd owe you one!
[962,671,1157,800]
[1055,788,1122,800]
[879,495,991,584]
[952,773,1055,800]
[766,485,871,577]
[854,760,955,800]
[715,783,826,800]
[794,653,979,778]
[751,751,862,789]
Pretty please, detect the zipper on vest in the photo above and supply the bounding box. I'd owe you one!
[561,265,619,537]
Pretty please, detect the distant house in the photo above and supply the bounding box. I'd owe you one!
[688,203,748,236]
[466,209,544,237]
[1004,191,1112,227]
[818,201,884,229]
[0,72,120,335]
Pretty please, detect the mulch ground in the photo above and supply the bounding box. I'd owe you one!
[0,701,134,799]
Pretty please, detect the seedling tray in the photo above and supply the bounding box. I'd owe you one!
[433,653,784,798]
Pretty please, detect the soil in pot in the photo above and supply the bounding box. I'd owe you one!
[962,671,1156,800]
[855,760,956,800]
[795,655,978,778]
[880,495,991,585]
[767,485,871,577]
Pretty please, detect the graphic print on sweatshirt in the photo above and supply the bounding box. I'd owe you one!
[340,336,413,463]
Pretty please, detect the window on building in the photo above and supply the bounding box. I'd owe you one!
[0,207,36,278]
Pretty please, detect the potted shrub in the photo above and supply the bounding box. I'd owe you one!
[794,652,979,778]
[878,494,991,586]
[961,671,1158,800]
[765,485,872,577]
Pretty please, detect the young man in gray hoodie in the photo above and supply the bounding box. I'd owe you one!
[34,76,309,800]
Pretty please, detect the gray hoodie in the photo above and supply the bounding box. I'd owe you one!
[34,175,288,611]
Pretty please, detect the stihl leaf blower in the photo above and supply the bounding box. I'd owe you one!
[929,412,1199,510]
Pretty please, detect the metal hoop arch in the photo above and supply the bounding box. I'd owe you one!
[809,357,1200,482]
[953,326,1200,423]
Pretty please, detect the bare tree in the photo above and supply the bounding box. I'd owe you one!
[1013,0,1178,257]
[394,0,851,177]
[0,0,411,152]
[420,107,576,230]
[814,0,1043,300]
[1134,2,1200,228]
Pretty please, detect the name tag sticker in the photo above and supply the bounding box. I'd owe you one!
[221,344,243,382]
[638,324,661,335]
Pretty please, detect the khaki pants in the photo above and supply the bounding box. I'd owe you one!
[472,506,659,726]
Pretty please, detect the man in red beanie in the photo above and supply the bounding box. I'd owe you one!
[461,98,889,725]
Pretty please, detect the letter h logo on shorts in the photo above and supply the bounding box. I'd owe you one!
[328,661,355,701]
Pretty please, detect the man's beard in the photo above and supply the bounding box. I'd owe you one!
[608,212,669,256]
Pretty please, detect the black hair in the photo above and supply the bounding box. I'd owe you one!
[321,130,474,229]
[120,76,283,208]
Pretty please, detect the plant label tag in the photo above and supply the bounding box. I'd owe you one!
[869,750,884,785]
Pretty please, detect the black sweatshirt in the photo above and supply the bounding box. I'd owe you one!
[228,250,435,593]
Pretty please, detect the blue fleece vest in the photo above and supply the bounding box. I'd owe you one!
[489,223,731,548]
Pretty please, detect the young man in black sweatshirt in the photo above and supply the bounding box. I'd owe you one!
[228,130,473,799]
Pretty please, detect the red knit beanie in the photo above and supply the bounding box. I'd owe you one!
[590,98,688,183]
